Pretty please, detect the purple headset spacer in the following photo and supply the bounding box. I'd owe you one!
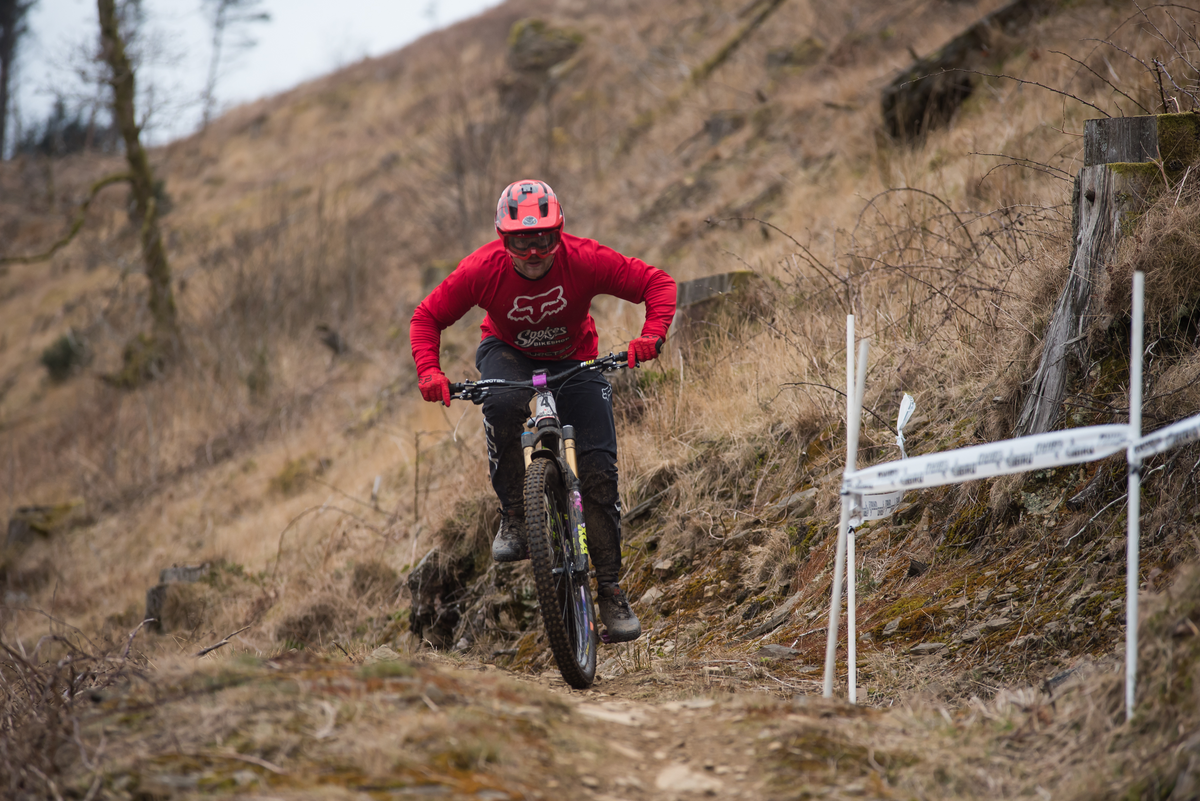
[532,373,548,389]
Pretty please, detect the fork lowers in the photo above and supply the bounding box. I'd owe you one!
[524,458,597,689]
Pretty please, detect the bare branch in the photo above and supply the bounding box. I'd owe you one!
[940,67,1112,117]
[0,173,132,265]
[1048,49,1150,114]
[195,625,252,657]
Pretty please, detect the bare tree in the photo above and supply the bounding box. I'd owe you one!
[0,0,35,158]
[97,0,178,351]
[200,0,269,129]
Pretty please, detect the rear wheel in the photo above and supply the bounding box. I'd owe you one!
[524,458,597,689]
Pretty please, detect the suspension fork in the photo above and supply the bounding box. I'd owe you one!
[562,424,590,574]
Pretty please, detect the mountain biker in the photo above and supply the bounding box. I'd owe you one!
[409,179,677,643]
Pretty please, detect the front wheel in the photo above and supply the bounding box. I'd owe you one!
[524,458,597,689]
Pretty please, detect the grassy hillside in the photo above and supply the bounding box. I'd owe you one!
[5,0,1200,797]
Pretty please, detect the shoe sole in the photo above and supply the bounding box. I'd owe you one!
[601,628,642,644]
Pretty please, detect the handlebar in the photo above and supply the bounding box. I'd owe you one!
[450,351,629,404]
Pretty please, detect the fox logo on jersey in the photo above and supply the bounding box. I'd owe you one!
[508,286,567,324]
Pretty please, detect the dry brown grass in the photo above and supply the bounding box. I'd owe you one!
[6,0,1200,794]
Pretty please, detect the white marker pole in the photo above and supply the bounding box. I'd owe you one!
[847,520,857,703]
[824,317,868,698]
[847,339,868,704]
[1126,271,1144,721]
[824,316,855,697]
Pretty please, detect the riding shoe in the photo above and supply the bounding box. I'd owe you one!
[491,507,529,563]
[597,583,641,643]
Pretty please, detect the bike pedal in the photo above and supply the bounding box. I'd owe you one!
[599,629,612,644]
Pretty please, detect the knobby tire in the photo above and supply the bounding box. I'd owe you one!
[524,458,597,689]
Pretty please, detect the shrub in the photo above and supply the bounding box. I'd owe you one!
[39,330,89,382]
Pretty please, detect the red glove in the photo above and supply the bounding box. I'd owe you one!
[418,370,451,406]
[627,336,664,368]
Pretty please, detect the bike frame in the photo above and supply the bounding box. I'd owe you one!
[450,352,629,577]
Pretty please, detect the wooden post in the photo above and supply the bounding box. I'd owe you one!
[1015,114,1200,436]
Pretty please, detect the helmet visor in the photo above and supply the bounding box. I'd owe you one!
[503,230,561,260]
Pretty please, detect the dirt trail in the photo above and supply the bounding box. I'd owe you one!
[527,672,773,800]
[494,662,850,801]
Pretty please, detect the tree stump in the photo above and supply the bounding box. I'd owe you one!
[145,562,212,633]
[1015,114,1200,436]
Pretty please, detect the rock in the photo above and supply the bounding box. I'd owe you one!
[1009,633,1043,650]
[743,591,804,639]
[982,616,1011,633]
[906,558,929,578]
[756,644,800,659]
[880,0,1054,141]
[639,586,664,606]
[960,626,983,643]
[6,500,88,549]
[946,597,970,610]
[770,487,817,513]
[662,698,716,711]
[655,764,724,794]
[624,490,667,524]
[909,642,946,656]
[652,558,675,578]
[365,645,401,664]
[883,617,902,637]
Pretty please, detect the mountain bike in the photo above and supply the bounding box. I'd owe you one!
[450,352,628,689]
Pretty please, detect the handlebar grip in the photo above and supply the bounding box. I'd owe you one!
[614,351,629,363]
[449,383,467,393]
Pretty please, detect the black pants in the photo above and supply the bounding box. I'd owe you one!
[476,337,622,585]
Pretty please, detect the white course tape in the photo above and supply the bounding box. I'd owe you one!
[849,394,918,526]
[896,393,916,459]
[843,424,1131,495]
[1133,411,1200,461]
[849,489,906,526]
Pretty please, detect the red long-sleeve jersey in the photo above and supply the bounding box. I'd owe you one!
[410,233,677,375]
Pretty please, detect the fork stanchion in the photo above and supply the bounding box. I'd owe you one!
[1126,270,1144,721]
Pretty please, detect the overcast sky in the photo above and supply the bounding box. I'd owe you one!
[14,0,503,145]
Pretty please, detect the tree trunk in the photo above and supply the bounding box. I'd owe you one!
[1015,114,1199,435]
[0,1,22,157]
[97,0,178,346]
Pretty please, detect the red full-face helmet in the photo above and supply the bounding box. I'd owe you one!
[495,180,565,260]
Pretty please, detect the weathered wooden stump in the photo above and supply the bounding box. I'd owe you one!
[671,270,772,338]
[1016,114,1200,435]
[145,562,212,633]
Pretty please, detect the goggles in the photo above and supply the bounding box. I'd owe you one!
[503,229,562,260]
